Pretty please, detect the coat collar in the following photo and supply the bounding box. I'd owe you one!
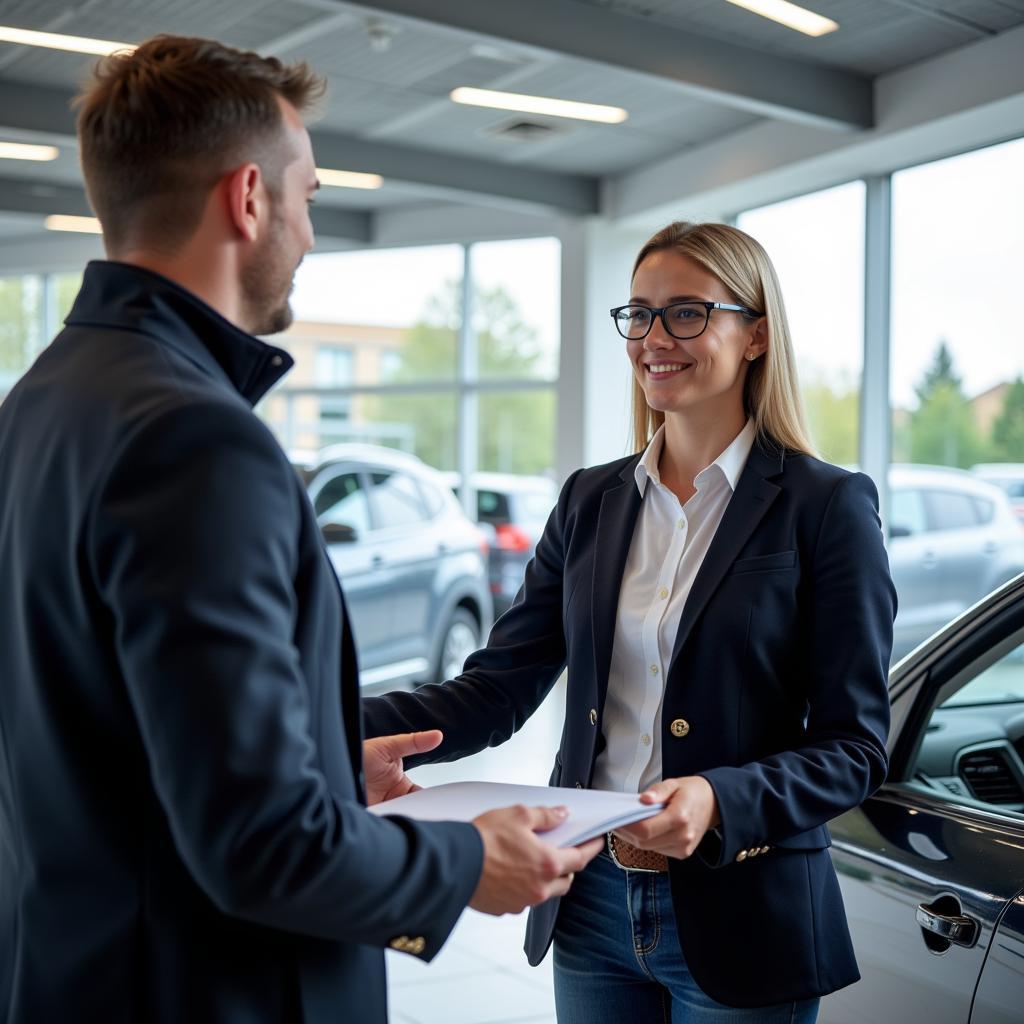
[65,260,293,406]
[590,436,786,706]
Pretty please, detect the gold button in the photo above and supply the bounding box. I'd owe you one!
[588,708,598,725]
[669,718,690,738]
[735,850,747,862]
[748,847,759,858]
[761,846,770,854]
[641,733,651,747]
[409,936,426,955]
[389,935,410,951]
[659,587,669,599]
[650,664,659,676]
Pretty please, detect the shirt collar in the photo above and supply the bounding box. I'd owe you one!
[634,418,757,497]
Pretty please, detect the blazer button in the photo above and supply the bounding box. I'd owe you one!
[669,718,690,738]
[588,708,598,726]
[735,850,747,863]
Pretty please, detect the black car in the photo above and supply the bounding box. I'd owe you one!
[822,572,1024,1023]
[296,445,493,688]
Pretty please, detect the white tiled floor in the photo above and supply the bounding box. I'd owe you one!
[384,675,567,1024]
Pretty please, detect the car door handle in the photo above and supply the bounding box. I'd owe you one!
[371,555,384,568]
[916,903,979,948]
[921,550,938,570]
[982,541,998,556]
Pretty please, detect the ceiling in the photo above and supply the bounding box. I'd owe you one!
[0,0,1023,255]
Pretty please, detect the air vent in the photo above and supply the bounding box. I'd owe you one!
[485,120,566,143]
[959,747,1024,804]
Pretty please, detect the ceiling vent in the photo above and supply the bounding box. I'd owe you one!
[959,746,1024,804]
[484,119,567,143]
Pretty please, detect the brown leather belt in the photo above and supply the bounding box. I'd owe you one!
[606,832,668,873]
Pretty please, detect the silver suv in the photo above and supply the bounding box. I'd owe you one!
[889,464,1024,661]
[296,445,493,688]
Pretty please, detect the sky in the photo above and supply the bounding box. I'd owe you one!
[289,136,1024,411]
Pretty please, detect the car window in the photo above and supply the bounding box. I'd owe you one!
[890,488,926,535]
[314,471,371,534]
[477,490,511,524]
[971,496,995,524]
[417,478,446,518]
[924,489,980,531]
[909,635,1024,816]
[368,470,427,529]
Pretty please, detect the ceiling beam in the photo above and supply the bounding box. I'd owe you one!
[0,81,600,215]
[342,0,874,131]
[0,175,374,243]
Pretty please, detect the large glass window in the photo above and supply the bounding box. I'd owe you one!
[737,182,865,465]
[888,139,1024,661]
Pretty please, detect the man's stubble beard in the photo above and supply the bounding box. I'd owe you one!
[241,209,299,336]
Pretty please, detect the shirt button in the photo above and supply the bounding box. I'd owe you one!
[669,718,690,738]
[659,587,669,599]
[270,354,284,367]
[588,708,598,725]
[650,664,659,676]
[641,733,651,747]
[677,518,685,530]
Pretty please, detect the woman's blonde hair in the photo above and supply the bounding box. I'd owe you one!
[629,221,816,458]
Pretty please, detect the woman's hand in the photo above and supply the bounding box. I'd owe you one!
[362,730,443,806]
[614,776,720,859]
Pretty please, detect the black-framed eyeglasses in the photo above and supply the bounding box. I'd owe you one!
[609,301,762,341]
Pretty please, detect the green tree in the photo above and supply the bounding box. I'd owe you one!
[801,372,859,465]
[906,341,983,468]
[364,281,553,473]
[990,377,1024,463]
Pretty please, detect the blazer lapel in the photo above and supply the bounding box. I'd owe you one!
[668,442,785,674]
[591,463,644,711]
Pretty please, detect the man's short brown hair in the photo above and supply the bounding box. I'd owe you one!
[76,35,325,252]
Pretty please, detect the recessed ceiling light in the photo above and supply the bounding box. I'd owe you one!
[45,214,102,234]
[316,167,383,190]
[0,141,58,161]
[0,25,133,56]
[722,0,838,37]
[450,87,628,125]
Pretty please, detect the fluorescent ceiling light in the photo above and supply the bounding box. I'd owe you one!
[0,25,133,56]
[722,0,838,37]
[0,141,58,161]
[450,87,628,124]
[45,214,102,234]
[316,167,383,190]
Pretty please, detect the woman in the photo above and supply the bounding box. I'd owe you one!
[364,221,896,1022]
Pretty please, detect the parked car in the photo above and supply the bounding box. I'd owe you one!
[888,464,1024,662]
[821,571,1024,1024]
[296,445,493,687]
[972,463,1024,524]
[471,473,557,615]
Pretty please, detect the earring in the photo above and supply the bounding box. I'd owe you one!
[746,353,755,361]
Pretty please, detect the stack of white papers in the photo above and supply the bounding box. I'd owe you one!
[369,781,664,847]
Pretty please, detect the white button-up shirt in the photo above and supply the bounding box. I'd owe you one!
[591,419,756,794]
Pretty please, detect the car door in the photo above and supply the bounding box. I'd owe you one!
[889,485,947,659]
[971,885,1024,1023]
[362,466,437,669]
[821,584,1024,1024]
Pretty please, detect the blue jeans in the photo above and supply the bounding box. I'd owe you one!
[553,850,819,1024]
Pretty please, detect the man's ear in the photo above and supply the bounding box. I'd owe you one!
[224,163,263,242]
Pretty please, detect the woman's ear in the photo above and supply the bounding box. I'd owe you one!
[746,316,769,361]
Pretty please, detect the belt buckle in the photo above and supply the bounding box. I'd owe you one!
[606,832,662,873]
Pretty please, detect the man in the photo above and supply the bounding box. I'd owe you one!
[0,36,599,1023]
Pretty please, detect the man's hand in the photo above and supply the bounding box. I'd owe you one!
[614,776,720,860]
[469,805,604,916]
[362,730,443,806]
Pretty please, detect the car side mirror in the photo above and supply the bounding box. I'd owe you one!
[321,522,358,545]
[888,523,912,539]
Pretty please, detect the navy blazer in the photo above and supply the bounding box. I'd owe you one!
[0,262,483,1024]
[364,439,896,1007]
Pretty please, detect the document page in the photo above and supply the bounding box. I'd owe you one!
[369,781,663,847]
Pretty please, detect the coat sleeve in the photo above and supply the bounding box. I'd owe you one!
[361,469,585,766]
[86,400,482,957]
[696,471,896,868]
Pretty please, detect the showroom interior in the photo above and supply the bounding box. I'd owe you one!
[2,2,1024,1023]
